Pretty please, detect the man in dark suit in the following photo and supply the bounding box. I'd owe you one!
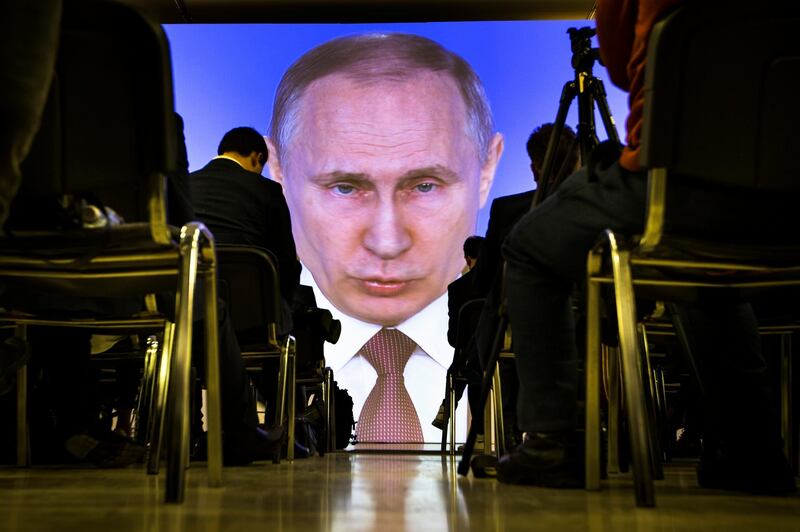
[433,236,485,440]
[473,124,579,298]
[192,127,301,311]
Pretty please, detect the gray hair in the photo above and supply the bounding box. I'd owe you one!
[269,32,495,164]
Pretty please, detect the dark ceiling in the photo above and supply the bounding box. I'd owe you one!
[115,0,596,23]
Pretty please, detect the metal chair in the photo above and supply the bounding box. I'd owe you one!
[216,245,299,460]
[441,298,485,454]
[0,1,221,503]
[585,4,800,507]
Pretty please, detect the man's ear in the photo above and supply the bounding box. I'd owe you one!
[478,132,504,208]
[265,137,284,184]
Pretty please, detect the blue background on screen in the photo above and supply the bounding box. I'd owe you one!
[164,21,629,235]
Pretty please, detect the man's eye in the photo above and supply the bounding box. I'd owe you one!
[333,184,356,195]
[415,182,436,193]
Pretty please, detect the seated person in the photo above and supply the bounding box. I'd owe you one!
[497,0,796,494]
[432,236,485,442]
[191,126,301,334]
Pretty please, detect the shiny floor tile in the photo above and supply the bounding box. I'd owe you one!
[1,454,799,531]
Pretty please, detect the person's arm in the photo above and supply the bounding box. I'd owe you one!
[447,284,458,348]
[595,0,637,91]
[472,198,503,297]
[166,112,195,225]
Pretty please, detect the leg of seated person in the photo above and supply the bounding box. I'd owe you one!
[497,161,647,486]
[678,301,794,494]
[31,327,144,467]
[190,297,282,465]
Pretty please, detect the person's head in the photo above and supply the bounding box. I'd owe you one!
[525,123,579,187]
[217,126,269,174]
[267,33,504,326]
[463,235,484,271]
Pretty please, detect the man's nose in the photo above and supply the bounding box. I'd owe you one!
[362,198,412,260]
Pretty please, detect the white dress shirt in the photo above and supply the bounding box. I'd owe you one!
[301,267,468,443]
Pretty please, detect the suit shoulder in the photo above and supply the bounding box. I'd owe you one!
[492,190,534,208]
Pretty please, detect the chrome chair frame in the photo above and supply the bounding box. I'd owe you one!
[585,4,800,507]
[586,169,800,507]
[2,215,224,504]
[0,1,227,503]
[216,245,299,461]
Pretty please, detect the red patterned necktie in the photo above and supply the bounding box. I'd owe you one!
[357,328,423,443]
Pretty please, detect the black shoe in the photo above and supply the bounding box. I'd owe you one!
[496,431,584,488]
[194,425,285,466]
[697,448,796,495]
[64,431,145,468]
[471,454,498,478]
[432,403,447,431]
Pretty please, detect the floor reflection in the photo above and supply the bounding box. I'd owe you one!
[1,455,799,531]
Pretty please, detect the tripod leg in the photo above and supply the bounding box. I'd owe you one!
[590,78,622,147]
[457,312,509,476]
[535,81,578,206]
[576,73,600,165]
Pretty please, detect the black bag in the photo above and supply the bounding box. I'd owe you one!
[333,381,355,450]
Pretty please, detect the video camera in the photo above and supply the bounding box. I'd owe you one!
[567,26,602,73]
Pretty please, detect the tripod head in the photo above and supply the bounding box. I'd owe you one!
[567,26,602,73]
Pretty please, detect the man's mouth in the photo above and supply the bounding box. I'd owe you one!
[356,278,412,297]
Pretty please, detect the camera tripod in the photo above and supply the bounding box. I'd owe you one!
[533,26,621,206]
[457,26,622,477]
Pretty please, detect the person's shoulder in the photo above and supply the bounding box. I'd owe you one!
[493,189,535,208]
[257,176,286,196]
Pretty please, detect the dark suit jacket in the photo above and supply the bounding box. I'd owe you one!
[447,268,479,348]
[472,190,534,297]
[191,158,301,303]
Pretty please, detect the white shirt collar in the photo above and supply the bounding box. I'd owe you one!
[213,154,247,170]
[300,266,452,372]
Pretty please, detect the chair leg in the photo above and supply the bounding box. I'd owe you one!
[273,336,290,464]
[484,385,496,456]
[449,377,457,456]
[780,332,793,466]
[136,335,159,448]
[15,324,29,467]
[606,345,621,475]
[585,274,602,490]
[147,323,174,475]
[165,226,203,503]
[326,368,336,452]
[440,375,451,453]
[638,324,664,481]
[203,267,223,488]
[323,368,333,452]
[457,312,507,476]
[493,362,506,459]
[287,336,296,462]
[609,241,655,508]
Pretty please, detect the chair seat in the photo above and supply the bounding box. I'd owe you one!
[633,235,800,269]
[0,223,179,260]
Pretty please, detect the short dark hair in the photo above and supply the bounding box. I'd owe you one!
[463,235,484,259]
[526,123,579,187]
[217,127,269,165]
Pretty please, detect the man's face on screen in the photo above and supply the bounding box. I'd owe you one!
[271,71,501,326]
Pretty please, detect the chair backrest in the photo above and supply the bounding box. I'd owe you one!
[16,0,176,227]
[640,5,800,191]
[217,245,283,347]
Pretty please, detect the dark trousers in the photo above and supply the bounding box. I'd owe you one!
[503,159,794,452]
[0,0,61,228]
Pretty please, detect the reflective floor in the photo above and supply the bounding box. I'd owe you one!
[1,454,799,531]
